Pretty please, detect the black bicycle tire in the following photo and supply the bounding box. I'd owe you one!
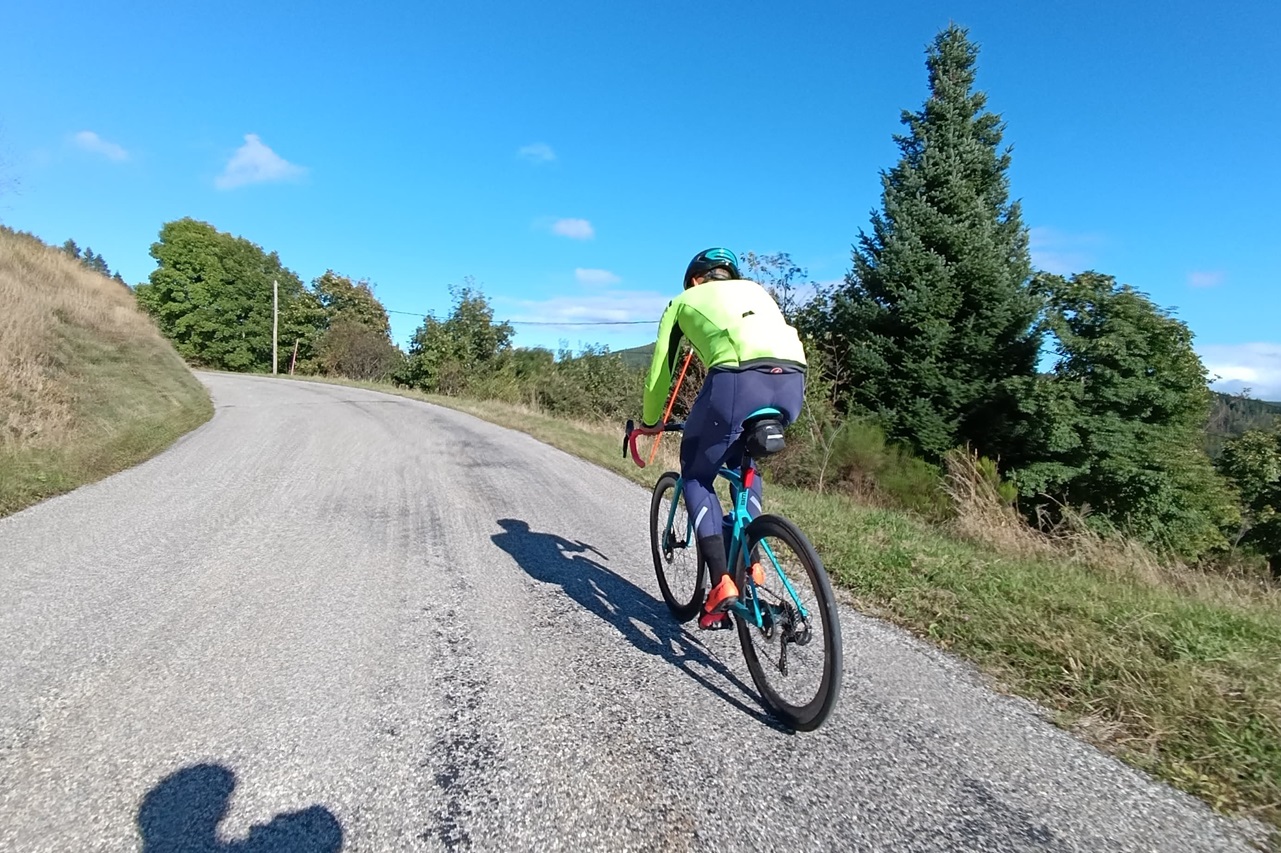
[650,471,705,622]
[736,513,843,731]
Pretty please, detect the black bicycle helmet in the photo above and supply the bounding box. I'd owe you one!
[683,247,741,289]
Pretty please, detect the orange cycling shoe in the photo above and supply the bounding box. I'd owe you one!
[698,575,739,630]
[749,561,766,586]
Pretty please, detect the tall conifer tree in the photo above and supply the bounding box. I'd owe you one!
[816,25,1039,461]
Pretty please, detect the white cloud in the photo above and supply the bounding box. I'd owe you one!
[518,143,556,164]
[215,133,306,190]
[1029,226,1104,275]
[551,218,594,240]
[72,130,128,161]
[500,289,670,327]
[1199,342,1281,400]
[574,268,621,286]
[1188,270,1226,289]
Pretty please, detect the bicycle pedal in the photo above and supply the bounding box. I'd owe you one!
[698,613,734,631]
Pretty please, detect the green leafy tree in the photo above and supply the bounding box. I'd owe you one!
[1218,428,1281,575]
[397,282,513,394]
[135,218,323,371]
[741,251,811,323]
[805,24,1039,462]
[308,270,400,378]
[312,270,392,338]
[1014,272,1239,558]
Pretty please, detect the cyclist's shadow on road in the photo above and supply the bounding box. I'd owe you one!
[137,763,343,853]
[491,518,784,730]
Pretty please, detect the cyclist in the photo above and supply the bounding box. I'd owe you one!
[641,248,808,629]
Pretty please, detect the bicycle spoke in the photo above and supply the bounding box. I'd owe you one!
[737,515,841,730]
[650,474,704,622]
[747,566,824,698]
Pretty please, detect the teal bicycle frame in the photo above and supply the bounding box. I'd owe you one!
[660,436,812,629]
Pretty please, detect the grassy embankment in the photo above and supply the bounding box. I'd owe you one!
[0,227,212,517]
[293,374,1280,841]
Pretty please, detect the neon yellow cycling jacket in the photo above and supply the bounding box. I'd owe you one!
[643,278,807,425]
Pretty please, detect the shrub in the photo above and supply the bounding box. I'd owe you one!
[315,317,403,381]
[769,415,949,519]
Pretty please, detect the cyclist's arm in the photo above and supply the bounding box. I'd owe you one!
[643,299,683,426]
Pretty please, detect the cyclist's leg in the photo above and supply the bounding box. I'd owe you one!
[682,367,805,590]
[680,376,735,586]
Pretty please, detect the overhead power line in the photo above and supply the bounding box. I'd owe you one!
[379,306,655,325]
[506,319,657,326]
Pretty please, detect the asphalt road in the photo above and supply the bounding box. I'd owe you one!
[0,373,1266,852]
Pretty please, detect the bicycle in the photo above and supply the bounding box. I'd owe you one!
[624,410,843,731]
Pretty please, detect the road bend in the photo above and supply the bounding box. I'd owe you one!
[0,372,1264,852]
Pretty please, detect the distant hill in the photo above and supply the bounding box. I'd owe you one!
[618,343,654,370]
[1206,392,1281,457]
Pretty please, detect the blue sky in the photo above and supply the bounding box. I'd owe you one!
[3,1,1279,394]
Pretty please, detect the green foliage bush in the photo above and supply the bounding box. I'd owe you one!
[313,271,393,339]
[768,415,949,520]
[392,288,641,421]
[536,345,643,421]
[739,344,946,517]
[1013,273,1240,560]
[396,282,514,394]
[315,317,403,381]
[1219,428,1281,576]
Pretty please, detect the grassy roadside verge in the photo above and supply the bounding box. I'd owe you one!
[290,375,1279,840]
[0,229,212,518]
[0,333,213,517]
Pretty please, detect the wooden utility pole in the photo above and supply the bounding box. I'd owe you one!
[272,279,279,374]
[289,340,299,375]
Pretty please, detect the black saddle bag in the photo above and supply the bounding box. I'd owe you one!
[743,418,786,457]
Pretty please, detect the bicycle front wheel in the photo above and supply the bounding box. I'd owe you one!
[736,514,843,731]
[649,472,705,622]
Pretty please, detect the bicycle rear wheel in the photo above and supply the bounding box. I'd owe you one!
[736,514,842,731]
[650,472,705,622]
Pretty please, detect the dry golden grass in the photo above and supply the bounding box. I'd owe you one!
[943,448,1060,556]
[1,229,158,445]
[944,448,1281,612]
[0,226,211,515]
